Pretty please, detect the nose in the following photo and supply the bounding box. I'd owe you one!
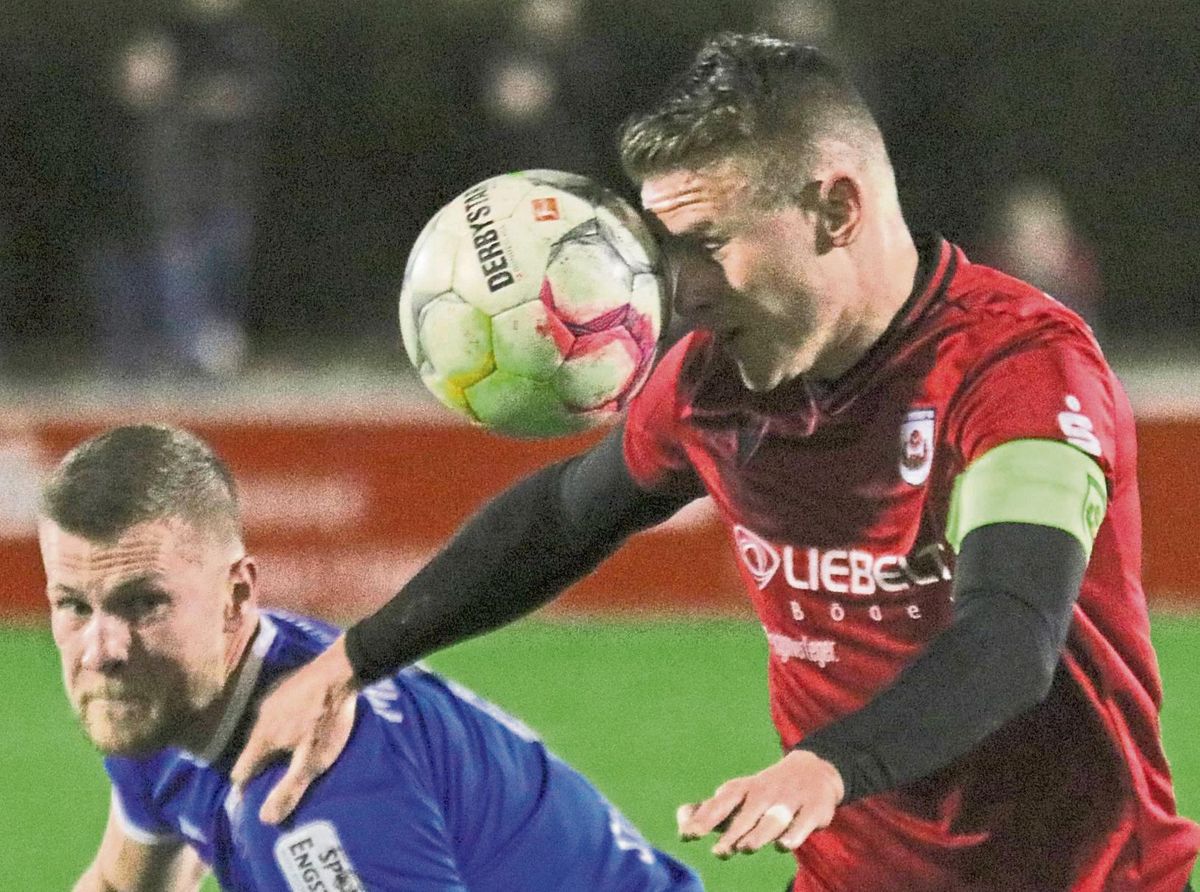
[80,612,132,672]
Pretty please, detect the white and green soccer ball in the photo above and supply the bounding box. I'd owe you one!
[398,169,667,438]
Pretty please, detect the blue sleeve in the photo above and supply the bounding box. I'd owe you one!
[234,715,469,891]
[104,756,178,844]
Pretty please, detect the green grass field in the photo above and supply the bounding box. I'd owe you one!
[5,615,1197,890]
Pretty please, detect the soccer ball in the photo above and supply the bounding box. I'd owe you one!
[398,169,666,438]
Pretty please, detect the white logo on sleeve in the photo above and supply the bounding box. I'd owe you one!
[899,409,935,485]
[1057,395,1102,457]
[275,821,364,891]
[607,803,656,865]
[734,524,781,589]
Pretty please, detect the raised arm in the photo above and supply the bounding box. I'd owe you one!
[231,422,700,821]
[75,794,205,892]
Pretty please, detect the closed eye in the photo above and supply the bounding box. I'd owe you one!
[111,589,171,622]
[668,234,726,265]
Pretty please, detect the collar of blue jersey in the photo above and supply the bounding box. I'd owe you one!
[680,234,959,434]
[193,614,278,765]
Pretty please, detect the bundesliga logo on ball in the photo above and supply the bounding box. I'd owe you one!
[398,170,667,438]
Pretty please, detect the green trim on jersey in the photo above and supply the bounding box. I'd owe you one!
[946,438,1108,557]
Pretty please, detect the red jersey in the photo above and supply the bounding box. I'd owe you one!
[624,237,1200,891]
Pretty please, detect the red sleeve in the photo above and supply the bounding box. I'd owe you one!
[622,335,700,491]
[946,323,1119,484]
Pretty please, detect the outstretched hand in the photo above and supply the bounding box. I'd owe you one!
[230,634,359,824]
[676,750,844,858]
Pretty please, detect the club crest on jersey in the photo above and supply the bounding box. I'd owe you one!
[899,408,935,486]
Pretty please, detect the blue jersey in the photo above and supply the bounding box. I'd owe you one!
[105,610,701,891]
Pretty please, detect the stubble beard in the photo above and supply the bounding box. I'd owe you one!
[72,658,225,756]
[734,323,821,393]
[77,692,174,755]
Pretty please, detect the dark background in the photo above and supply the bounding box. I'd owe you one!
[2,0,1196,376]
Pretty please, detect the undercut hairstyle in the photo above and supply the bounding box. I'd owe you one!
[619,33,887,205]
[41,424,241,544]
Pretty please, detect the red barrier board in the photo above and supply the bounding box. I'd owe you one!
[0,414,742,622]
[2,410,1195,622]
[1136,418,1200,603]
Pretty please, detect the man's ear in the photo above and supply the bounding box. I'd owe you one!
[818,174,863,247]
[225,555,258,632]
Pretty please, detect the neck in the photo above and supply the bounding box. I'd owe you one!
[223,604,260,677]
[177,607,262,754]
[810,222,919,382]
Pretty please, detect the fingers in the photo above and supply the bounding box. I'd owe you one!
[678,782,745,842]
[230,725,279,791]
[677,801,732,841]
[259,695,357,825]
[710,796,763,857]
[712,799,799,857]
[680,751,845,858]
[732,803,795,854]
[675,803,698,836]
[229,639,360,822]
[258,740,318,825]
[777,800,835,851]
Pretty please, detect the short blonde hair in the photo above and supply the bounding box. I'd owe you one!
[41,424,241,544]
[619,33,887,206]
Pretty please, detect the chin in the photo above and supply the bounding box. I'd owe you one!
[736,360,786,393]
[81,701,174,756]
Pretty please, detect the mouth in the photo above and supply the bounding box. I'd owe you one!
[80,692,148,712]
[77,694,168,755]
[80,693,158,734]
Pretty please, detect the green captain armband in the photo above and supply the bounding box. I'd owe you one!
[945,438,1108,557]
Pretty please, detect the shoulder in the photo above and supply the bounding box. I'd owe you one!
[626,330,716,437]
[104,751,190,841]
[931,252,1118,417]
[259,610,341,663]
[943,255,1103,361]
[936,259,1128,471]
[633,331,711,405]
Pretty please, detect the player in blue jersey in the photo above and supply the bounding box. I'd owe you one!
[39,423,701,892]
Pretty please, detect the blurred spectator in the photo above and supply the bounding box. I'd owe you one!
[755,0,838,46]
[753,0,879,123]
[90,0,279,378]
[978,177,1104,341]
[478,0,617,180]
[0,420,48,538]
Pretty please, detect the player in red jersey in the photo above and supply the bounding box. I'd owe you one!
[231,34,1198,890]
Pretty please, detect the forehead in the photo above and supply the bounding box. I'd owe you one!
[39,517,209,592]
[640,163,750,236]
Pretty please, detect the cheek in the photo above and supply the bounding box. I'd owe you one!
[761,245,803,288]
[50,620,81,669]
[171,601,230,664]
[719,251,752,292]
[727,243,789,294]
[49,615,69,647]
[152,618,217,665]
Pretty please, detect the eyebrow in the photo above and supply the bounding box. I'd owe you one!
[675,221,723,241]
[50,575,169,602]
[667,227,728,255]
